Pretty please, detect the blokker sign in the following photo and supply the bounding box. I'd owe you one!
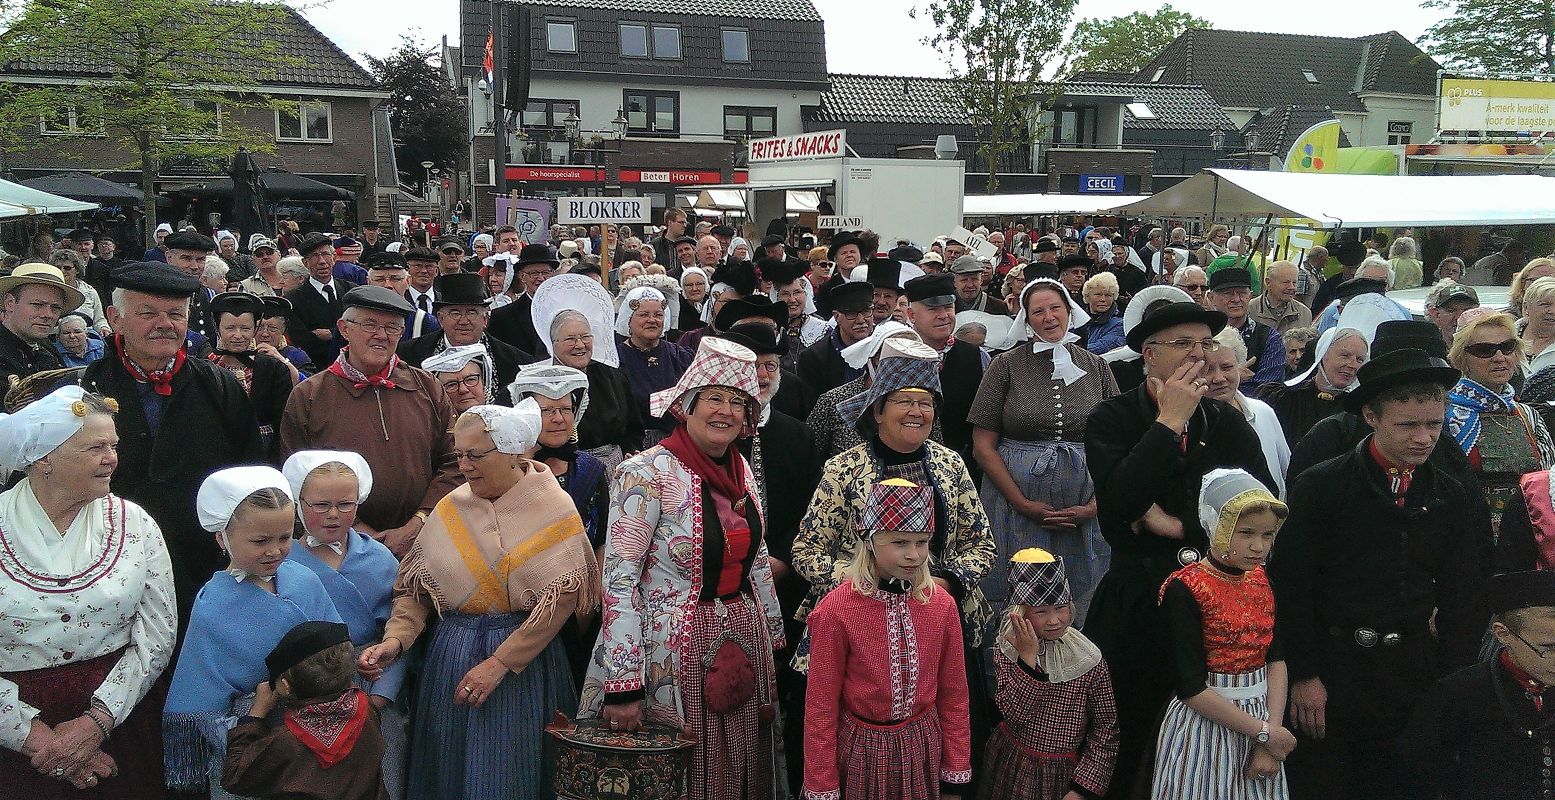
[747,130,847,163]
[555,197,652,225]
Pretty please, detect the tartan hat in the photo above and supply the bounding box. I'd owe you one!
[836,339,942,433]
[858,478,934,538]
[649,337,760,433]
[1008,548,1072,607]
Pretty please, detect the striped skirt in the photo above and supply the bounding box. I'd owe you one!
[1150,668,1288,800]
[680,594,776,800]
[837,709,944,800]
[406,611,576,800]
[978,722,1076,800]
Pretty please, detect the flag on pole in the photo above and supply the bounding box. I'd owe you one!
[483,31,494,88]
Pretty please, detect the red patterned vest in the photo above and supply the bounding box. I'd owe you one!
[1160,561,1276,674]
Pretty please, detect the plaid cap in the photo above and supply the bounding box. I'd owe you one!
[1008,547,1072,607]
[858,478,935,538]
[649,337,760,430]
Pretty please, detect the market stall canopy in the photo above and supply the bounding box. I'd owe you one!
[175,169,355,201]
[964,193,1151,217]
[20,172,144,204]
[1109,168,1555,227]
[691,188,821,213]
[0,178,98,220]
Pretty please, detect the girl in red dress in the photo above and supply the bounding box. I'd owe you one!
[803,478,972,800]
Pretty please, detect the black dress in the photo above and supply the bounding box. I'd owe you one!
[1261,379,1342,449]
[577,359,645,457]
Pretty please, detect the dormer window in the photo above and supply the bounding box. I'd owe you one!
[1302,70,1319,83]
[1150,67,1166,83]
[1126,102,1157,120]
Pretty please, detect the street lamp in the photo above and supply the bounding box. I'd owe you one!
[1210,129,1225,151]
[421,160,434,202]
[1246,130,1261,153]
[563,109,581,143]
[611,108,628,141]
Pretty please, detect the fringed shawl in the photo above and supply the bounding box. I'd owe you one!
[286,528,407,700]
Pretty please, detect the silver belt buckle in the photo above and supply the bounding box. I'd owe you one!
[1354,627,1379,647]
[1382,632,1402,647]
[1177,547,1201,566]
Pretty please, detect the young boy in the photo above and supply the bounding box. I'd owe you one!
[1402,570,1555,799]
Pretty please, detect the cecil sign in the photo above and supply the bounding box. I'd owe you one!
[1440,77,1555,132]
[748,130,847,163]
[555,197,651,225]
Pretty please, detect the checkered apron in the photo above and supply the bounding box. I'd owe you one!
[680,594,776,800]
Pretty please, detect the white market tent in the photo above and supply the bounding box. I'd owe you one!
[688,188,821,214]
[963,193,1150,217]
[0,177,97,220]
[1107,168,1555,227]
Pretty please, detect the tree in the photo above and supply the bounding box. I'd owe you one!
[0,0,295,246]
[915,0,1077,193]
[1061,5,1212,76]
[365,37,468,188]
[1419,0,1555,75]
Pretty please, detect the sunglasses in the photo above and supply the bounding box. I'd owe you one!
[1464,339,1518,358]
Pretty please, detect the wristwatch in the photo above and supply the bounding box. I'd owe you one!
[1255,722,1271,744]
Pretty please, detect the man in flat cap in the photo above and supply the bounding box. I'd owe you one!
[284,232,354,370]
[951,255,1008,315]
[83,261,264,631]
[281,285,460,557]
[906,272,986,457]
[162,229,220,344]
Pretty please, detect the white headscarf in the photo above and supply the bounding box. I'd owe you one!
[1102,285,1195,364]
[463,399,544,455]
[196,466,293,582]
[729,237,751,261]
[1006,279,1092,385]
[281,450,373,550]
[840,319,921,369]
[1153,247,1190,278]
[531,274,619,368]
[0,385,94,475]
[680,266,710,313]
[615,286,669,338]
[510,362,591,426]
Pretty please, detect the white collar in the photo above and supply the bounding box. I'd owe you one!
[308,276,334,293]
[303,534,346,556]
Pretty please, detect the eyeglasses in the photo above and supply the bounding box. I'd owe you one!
[301,499,359,515]
[1179,283,1208,292]
[556,334,594,347]
[885,396,936,412]
[344,319,405,337]
[520,268,555,279]
[1512,628,1555,660]
[837,308,871,319]
[1464,339,1518,359]
[1147,337,1223,353]
[538,405,575,418]
[755,361,780,374]
[441,374,483,393]
[440,308,488,320]
[452,444,501,463]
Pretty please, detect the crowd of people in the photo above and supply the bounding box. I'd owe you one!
[0,206,1553,800]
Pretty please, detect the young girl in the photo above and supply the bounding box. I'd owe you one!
[1151,468,1296,799]
[803,478,972,800]
[281,451,406,797]
[164,466,343,798]
[222,621,388,800]
[980,548,1118,800]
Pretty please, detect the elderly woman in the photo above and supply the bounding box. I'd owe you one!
[276,256,311,295]
[1512,258,1555,320]
[1523,276,1555,373]
[804,320,931,458]
[421,343,493,414]
[359,401,598,800]
[201,255,231,295]
[207,292,294,464]
[728,237,753,263]
[255,296,313,381]
[969,279,1118,628]
[1000,264,1027,312]
[46,250,110,336]
[1281,325,1319,379]
[1154,247,1188,286]
[580,338,786,800]
[1079,271,1126,354]
[0,387,174,798]
[679,266,711,332]
[1447,308,1555,537]
[616,260,646,287]
[281,450,407,797]
[533,274,642,471]
[1204,327,1290,495]
[1262,325,1368,449]
[1388,236,1423,290]
[616,286,693,449]
[53,313,104,367]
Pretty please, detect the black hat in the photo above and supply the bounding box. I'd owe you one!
[1026,262,1060,281]
[68,228,95,242]
[1330,239,1367,267]
[1034,239,1060,254]
[1334,276,1388,301]
[437,237,466,254]
[163,230,216,253]
[829,280,873,314]
[514,242,559,268]
[827,232,865,262]
[404,247,438,264]
[1209,267,1253,291]
[904,273,955,307]
[1489,570,1555,615]
[362,220,381,229]
[1372,320,1447,360]
[265,621,350,688]
[673,235,698,247]
[760,234,785,248]
[715,294,787,333]
[297,232,334,257]
[432,272,490,308]
[1062,235,1080,244]
[762,257,809,287]
[110,261,200,298]
[1057,254,1092,273]
[720,322,784,355]
[207,291,266,324]
[259,295,293,319]
[710,224,736,238]
[1342,348,1460,412]
[888,244,924,263]
[709,260,759,297]
[342,284,414,316]
[866,258,903,293]
[1126,301,1228,353]
[362,250,408,269]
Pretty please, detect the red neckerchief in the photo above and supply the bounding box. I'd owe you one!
[1500,649,1551,713]
[661,426,751,512]
[115,335,185,396]
[1368,439,1415,508]
[283,688,369,768]
[327,348,398,391]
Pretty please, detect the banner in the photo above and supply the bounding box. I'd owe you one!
[1273,120,1343,263]
[494,196,550,244]
[555,196,651,225]
[1440,77,1555,132]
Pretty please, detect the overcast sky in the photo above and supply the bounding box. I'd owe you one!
[299,0,1446,76]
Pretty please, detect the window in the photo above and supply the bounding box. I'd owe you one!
[722,28,750,63]
[620,24,649,57]
[724,106,776,137]
[546,20,576,53]
[1150,67,1166,83]
[168,99,222,140]
[1302,70,1319,84]
[39,105,101,136]
[1125,102,1157,120]
[1387,120,1413,146]
[620,22,680,59]
[521,99,580,129]
[1050,106,1098,146]
[624,90,679,134]
[276,101,332,142]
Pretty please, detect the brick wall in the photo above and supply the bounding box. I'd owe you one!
[1045,148,1155,194]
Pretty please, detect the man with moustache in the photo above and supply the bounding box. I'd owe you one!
[866,257,907,323]
[797,281,875,399]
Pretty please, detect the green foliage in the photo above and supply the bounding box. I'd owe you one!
[364,36,468,186]
[1419,0,1555,75]
[914,0,1077,193]
[1062,5,1212,76]
[0,0,298,242]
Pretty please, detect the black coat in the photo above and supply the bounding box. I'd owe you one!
[487,294,544,356]
[81,339,264,629]
[284,278,351,368]
[0,324,63,384]
[740,409,819,626]
[795,334,859,410]
[1402,658,1555,800]
[578,360,645,455]
[229,351,295,465]
[939,339,984,456]
[1287,409,1473,487]
[396,331,538,406]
